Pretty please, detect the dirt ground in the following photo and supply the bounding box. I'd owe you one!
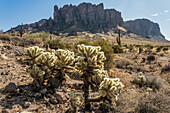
[0,34,170,113]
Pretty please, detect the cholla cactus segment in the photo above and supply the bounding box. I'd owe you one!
[26,64,45,79]
[75,44,106,75]
[99,78,124,101]
[25,46,44,63]
[53,49,75,68]
[92,69,109,85]
[137,75,146,84]
[37,52,56,69]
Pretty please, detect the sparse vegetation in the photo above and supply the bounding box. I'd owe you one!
[112,44,123,53]
[46,39,65,49]
[147,55,155,64]
[0,30,169,113]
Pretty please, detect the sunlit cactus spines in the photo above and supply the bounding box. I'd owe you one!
[75,44,106,76]
[25,46,75,89]
[37,52,56,69]
[25,46,44,65]
[54,49,75,69]
[92,69,109,85]
[51,49,75,85]
[99,78,124,102]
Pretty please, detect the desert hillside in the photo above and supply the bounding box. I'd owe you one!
[0,32,169,112]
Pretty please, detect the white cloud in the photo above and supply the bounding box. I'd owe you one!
[167,19,170,21]
[164,10,169,13]
[151,13,158,17]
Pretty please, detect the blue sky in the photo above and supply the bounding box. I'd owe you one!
[0,0,170,41]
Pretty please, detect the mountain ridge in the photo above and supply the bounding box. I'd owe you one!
[6,2,166,41]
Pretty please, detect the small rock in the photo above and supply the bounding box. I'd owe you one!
[7,98,16,102]
[53,91,68,104]
[40,88,47,95]
[34,93,41,98]
[24,102,31,107]
[50,96,58,104]
[2,109,10,113]
[5,82,16,92]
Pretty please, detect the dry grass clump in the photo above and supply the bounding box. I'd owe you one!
[114,83,169,113]
[136,89,170,113]
[161,64,170,73]
[115,59,147,72]
[132,73,168,91]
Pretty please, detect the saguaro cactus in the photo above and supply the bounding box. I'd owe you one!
[116,29,121,47]
[19,23,25,37]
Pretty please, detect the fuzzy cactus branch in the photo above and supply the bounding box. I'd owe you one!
[99,78,124,102]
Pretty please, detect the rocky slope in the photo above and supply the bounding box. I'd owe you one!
[125,19,166,41]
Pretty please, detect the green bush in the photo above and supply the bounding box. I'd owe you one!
[145,44,153,49]
[46,39,65,49]
[128,45,133,52]
[156,46,162,52]
[92,40,114,71]
[112,44,123,53]
[76,39,91,45]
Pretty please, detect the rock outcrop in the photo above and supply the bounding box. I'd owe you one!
[125,19,165,40]
[49,2,124,32]
[6,3,167,41]
[7,3,124,33]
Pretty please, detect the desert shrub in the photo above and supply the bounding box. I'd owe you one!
[123,44,128,48]
[10,37,40,47]
[115,59,131,69]
[145,44,153,49]
[156,46,162,52]
[0,34,11,41]
[144,48,152,54]
[92,40,115,71]
[128,45,133,52]
[161,64,170,73]
[132,73,165,91]
[115,59,147,72]
[136,90,169,113]
[147,55,155,63]
[112,44,123,53]
[46,39,65,49]
[76,39,91,46]
[65,42,74,49]
[26,32,50,41]
[162,47,168,51]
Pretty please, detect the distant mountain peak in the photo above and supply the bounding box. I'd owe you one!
[125,18,165,40]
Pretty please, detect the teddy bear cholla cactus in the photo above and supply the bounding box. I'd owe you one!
[25,46,75,89]
[75,44,107,110]
[75,44,124,111]
[99,78,124,103]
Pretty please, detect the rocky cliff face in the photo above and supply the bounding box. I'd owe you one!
[125,19,165,40]
[50,3,124,32]
[7,3,124,33]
